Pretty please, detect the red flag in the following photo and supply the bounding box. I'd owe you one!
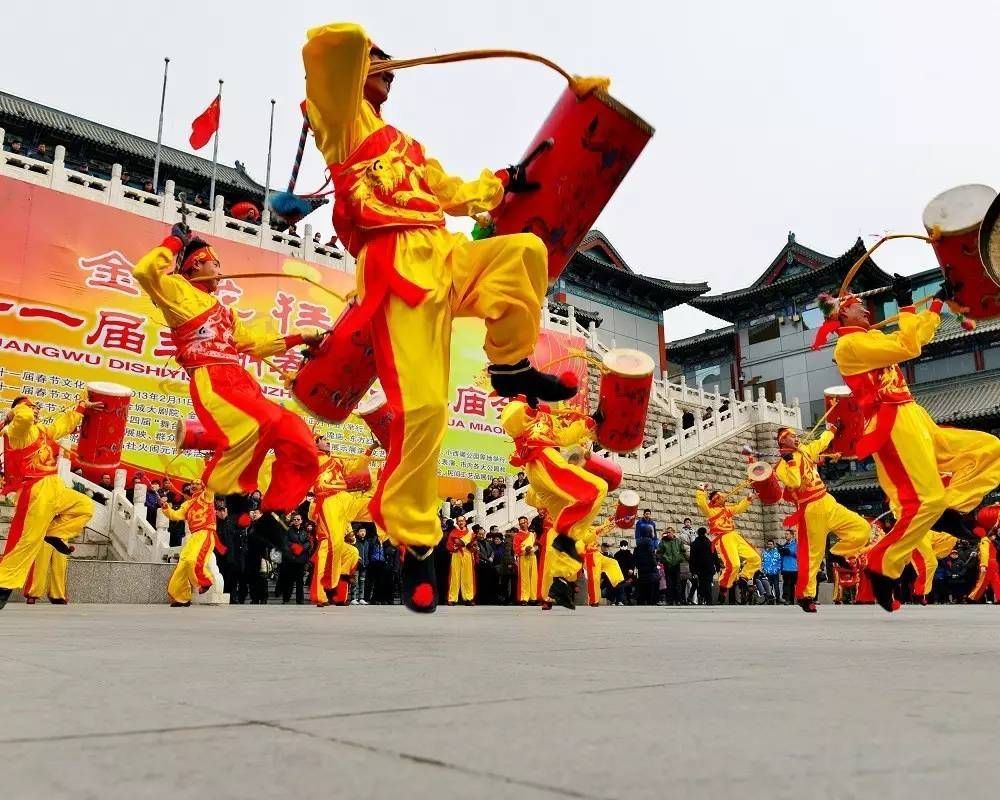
[189,95,221,150]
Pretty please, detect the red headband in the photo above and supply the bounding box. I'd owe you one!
[811,294,862,350]
[181,245,219,275]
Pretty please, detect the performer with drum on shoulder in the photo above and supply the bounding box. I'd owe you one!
[694,484,761,603]
[133,226,323,546]
[813,280,1000,612]
[0,395,102,610]
[159,481,223,607]
[774,425,871,613]
[301,23,581,613]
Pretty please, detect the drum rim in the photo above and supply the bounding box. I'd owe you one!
[592,89,656,137]
[355,389,388,415]
[618,489,641,505]
[978,191,1000,283]
[748,461,773,479]
[86,380,134,397]
[601,347,655,377]
[922,183,997,236]
[824,385,852,398]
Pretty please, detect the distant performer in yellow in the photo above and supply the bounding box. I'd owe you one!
[694,484,761,603]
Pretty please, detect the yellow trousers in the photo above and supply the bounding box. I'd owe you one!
[368,228,548,549]
[167,529,215,604]
[795,494,871,600]
[516,553,538,602]
[911,531,955,597]
[715,531,761,589]
[447,549,476,603]
[312,490,372,604]
[871,403,1000,579]
[584,551,624,604]
[0,475,91,591]
[523,451,607,545]
[537,535,582,601]
[24,546,69,602]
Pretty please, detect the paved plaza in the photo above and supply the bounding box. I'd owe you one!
[2,603,998,799]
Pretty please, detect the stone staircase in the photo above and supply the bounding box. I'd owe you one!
[0,502,111,560]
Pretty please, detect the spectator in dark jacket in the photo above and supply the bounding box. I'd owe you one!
[635,509,657,548]
[612,541,635,605]
[374,541,400,604]
[633,537,660,605]
[493,531,513,604]
[279,514,312,604]
[144,480,162,526]
[473,524,498,604]
[688,527,716,605]
[352,527,372,604]
[365,530,384,604]
[656,528,687,605]
[246,510,271,604]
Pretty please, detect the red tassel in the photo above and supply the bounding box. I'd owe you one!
[558,370,579,390]
[811,318,841,350]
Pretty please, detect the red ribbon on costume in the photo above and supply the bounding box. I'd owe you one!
[811,318,841,350]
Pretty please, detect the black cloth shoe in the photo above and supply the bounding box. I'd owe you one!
[44,536,74,555]
[827,553,851,569]
[0,588,12,610]
[798,597,818,613]
[933,509,976,541]
[253,512,289,550]
[547,577,576,610]
[401,545,438,613]
[865,569,900,613]
[488,359,578,404]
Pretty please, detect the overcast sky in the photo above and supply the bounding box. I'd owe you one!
[3,0,999,339]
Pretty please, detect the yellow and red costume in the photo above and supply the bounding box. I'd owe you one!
[24,547,69,603]
[832,298,1000,580]
[512,528,539,603]
[302,23,549,552]
[775,429,870,600]
[0,403,92,594]
[134,240,318,513]
[446,526,476,603]
[162,488,221,605]
[694,489,761,590]
[308,452,374,606]
[969,534,1000,601]
[581,538,624,606]
[910,530,956,598]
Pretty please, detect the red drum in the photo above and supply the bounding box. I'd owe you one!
[491,87,654,284]
[923,184,1000,320]
[824,386,864,459]
[595,349,654,453]
[613,489,640,529]
[77,382,132,470]
[747,462,782,505]
[977,504,1000,531]
[291,301,377,422]
[582,451,622,492]
[345,465,372,493]
[356,389,393,450]
[174,419,224,453]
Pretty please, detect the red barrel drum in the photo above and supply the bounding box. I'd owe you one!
[77,382,132,471]
[491,87,654,284]
[977,504,1000,531]
[174,419,225,453]
[824,386,864,459]
[595,349,654,453]
[582,451,622,492]
[923,184,1000,320]
[291,301,377,423]
[747,461,783,505]
[613,489,640,529]
[355,389,393,450]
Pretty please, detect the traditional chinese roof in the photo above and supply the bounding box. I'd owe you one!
[688,236,893,323]
[827,471,880,496]
[913,368,1000,424]
[547,299,602,327]
[665,324,735,360]
[0,89,270,199]
[562,231,709,313]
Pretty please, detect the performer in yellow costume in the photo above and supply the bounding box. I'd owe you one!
[775,426,871,613]
[446,516,476,605]
[302,23,578,613]
[134,227,322,545]
[0,396,98,610]
[968,530,1000,602]
[694,485,761,603]
[23,547,69,605]
[909,530,956,604]
[581,531,624,607]
[815,277,1000,611]
[501,400,606,609]
[161,482,221,607]
[512,515,539,604]
[309,439,374,607]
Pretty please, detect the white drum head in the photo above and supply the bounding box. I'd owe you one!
[602,348,655,377]
[355,387,387,415]
[618,489,640,506]
[87,381,133,398]
[824,385,852,400]
[922,184,996,235]
[747,461,773,481]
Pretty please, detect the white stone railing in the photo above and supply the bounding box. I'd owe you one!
[0,128,355,276]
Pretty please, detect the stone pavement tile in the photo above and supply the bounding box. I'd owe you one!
[0,724,571,800]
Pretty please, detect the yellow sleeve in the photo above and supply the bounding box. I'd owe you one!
[44,408,84,442]
[553,417,595,448]
[302,22,370,165]
[422,158,505,217]
[133,245,206,327]
[161,500,190,522]
[500,400,533,438]
[728,497,752,516]
[835,309,940,373]
[3,403,39,448]
[232,317,289,359]
[344,452,371,475]
[775,457,800,489]
[801,430,834,461]
[980,537,990,567]
[694,489,711,517]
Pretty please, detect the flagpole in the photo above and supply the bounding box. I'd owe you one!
[152,57,169,192]
[209,78,223,211]
[263,99,276,226]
